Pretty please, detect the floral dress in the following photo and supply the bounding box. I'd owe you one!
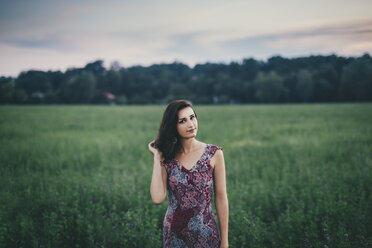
[162,144,222,248]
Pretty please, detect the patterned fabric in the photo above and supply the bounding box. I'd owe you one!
[162,144,222,248]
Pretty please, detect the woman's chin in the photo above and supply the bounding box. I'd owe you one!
[189,132,197,138]
[181,133,197,139]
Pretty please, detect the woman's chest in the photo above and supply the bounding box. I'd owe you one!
[168,165,214,192]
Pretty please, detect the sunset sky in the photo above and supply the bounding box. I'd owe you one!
[1,0,372,76]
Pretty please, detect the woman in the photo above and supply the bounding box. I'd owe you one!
[148,100,229,248]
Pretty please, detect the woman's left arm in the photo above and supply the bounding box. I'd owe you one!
[213,149,229,248]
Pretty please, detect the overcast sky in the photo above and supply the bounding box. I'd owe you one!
[1,0,372,76]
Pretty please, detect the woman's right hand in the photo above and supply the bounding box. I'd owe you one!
[148,140,162,158]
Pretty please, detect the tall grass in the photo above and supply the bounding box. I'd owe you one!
[0,103,371,247]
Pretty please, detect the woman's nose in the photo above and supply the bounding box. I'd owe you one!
[187,120,194,128]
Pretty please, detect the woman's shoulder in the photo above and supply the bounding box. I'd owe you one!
[205,143,224,169]
[206,143,223,150]
[205,143,223,158]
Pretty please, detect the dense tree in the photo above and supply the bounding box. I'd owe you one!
[103,70,122,94]
[84,60,105,75]
[0,77,15,104]
[254,72,288,103]
[339,54,372,101]
[59,71,96,103]
[295,69,315,102]
[313,64,337,102]
[1,55,371,104]
[15,70,51,95]
[241,58,259,81]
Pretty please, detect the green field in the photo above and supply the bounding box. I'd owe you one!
[0,103,371,247]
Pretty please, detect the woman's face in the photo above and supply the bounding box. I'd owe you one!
[176,106,198,139]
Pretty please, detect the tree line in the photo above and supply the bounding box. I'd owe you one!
[1,54,372,104]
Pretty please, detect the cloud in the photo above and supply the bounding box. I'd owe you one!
[148,19,372,66]
[2,37,76,53]
[1,0,372,76]
[219,19,372,58]
[164,32,208,55]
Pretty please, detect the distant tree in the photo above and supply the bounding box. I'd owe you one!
[194,63,228,78]
[130,90,154,104]
[228,62,240,78]
[169,83,191,99]
[166,62,191,84]
[15,70,51,95]
[228,78,247,103]
[313,64,338,102]
[265,56,292,75]
[313,79,334,102]
[84,60,106,75]
[13,88,28,104]
[254,72,289,102]
[214,72,229,93]
[104,70,122,94]
[59,71,96,103]
[241,58,259,81]
[47,71,65,92]
[115,95,128,104]
[0,77,28,104]
[110,61,122,71]
[282,73,297,103]
[339,54,372,101]
[1,54,371,105]
[295,69,315,102]
[191,74,214,103]
[0,77,15,104]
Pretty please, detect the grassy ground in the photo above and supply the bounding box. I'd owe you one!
[0,103,371,247]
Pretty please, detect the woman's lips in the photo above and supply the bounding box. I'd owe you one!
[187,129,195,132]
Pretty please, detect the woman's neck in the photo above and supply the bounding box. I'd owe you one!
[179,138,199,154]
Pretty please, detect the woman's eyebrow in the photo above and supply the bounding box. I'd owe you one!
[179,114,194,120]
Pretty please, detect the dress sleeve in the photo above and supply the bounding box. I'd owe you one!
[161,159,170,174]
[209,145,223,158]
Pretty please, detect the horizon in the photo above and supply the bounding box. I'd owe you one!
[3,52,372,78]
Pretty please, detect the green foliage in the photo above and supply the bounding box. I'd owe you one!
[0,78,15,104]
[1,54,372,105]
[254,72,288,102]
[15,70,52,95]
[60,71,96,103]
[115,95,128,105]
[295,69,315,102]
[339,54,372,101]
[0,77,28,104]
[0,104,371,247]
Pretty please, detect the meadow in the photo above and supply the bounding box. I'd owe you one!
[0,103,371,248]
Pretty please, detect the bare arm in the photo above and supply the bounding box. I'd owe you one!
[212,149,229,247]
[149,141,168,205]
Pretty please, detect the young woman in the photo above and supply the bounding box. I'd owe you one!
[148,100,229,248]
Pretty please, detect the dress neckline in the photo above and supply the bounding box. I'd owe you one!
[175,143,208,172]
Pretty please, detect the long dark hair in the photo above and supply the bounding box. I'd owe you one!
[154,100,197,163]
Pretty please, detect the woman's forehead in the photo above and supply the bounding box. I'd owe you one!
[178,107,194,118]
